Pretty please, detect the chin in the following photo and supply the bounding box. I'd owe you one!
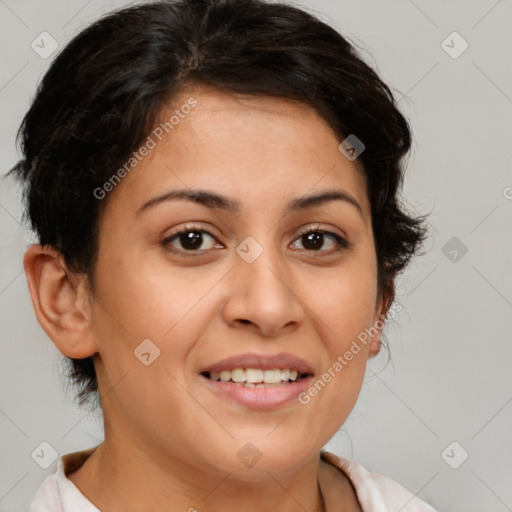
[201,432,320,480]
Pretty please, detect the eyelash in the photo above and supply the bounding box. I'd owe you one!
[161,224,351,255]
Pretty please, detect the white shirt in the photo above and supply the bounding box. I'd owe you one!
[30,448,437,511]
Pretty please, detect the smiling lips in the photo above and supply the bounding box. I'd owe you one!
[201,352,313,376]
[207,368,301,387]
[200,352,314,403]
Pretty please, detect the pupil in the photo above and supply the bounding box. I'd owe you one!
[181,231,203,250]
[304,232,323,250]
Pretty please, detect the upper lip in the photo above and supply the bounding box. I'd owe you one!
[200,352,314,375]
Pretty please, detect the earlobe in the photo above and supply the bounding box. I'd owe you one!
[368,283,395,358]
[23,244,98,359]
[368,316,384,358]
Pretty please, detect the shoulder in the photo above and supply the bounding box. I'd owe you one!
[30,468,63,512]
[320,451,437,512]
[30,448,99,512]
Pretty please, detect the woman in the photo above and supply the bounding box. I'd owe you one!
[12,0,435,509]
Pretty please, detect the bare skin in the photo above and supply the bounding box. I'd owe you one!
[25,85,390,511]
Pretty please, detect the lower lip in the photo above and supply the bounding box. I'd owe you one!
[199,374,313,410]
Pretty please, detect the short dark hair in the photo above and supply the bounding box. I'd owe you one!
[11,0,428,407]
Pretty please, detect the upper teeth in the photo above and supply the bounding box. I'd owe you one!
[209,368,299,383]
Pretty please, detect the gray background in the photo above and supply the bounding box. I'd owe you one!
[1,0,511,510]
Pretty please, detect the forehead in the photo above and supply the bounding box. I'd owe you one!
[104,86,370,221]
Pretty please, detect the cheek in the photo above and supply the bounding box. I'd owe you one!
[90,251,222,364]
[296,268,376,439]
[304,259,378,345]
[296,255,377,411]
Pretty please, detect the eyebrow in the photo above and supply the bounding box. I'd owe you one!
[136,188,363,217]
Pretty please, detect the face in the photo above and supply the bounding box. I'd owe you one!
[87,86,384,479]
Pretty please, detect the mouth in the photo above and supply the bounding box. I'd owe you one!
[198,352,314,410]
[201,368,311,388]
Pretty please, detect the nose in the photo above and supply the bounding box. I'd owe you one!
[221,244,306,337]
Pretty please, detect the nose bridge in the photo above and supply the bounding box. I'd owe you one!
[238,236,291,304]
[223,234,304,334]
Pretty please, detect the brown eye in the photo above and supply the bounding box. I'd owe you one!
[302,231,324,250]
[291,229,350,252]
[176,231,204,250]
[162,227,222,252]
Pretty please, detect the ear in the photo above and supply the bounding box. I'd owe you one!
[23,244,98,359]
[368,282,395,358]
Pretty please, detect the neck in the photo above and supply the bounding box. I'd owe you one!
[68,431,326,512]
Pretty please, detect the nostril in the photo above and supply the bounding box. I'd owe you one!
[238,319,251,325]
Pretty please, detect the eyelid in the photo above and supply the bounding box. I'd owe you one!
[162,223,222,240]
[295,223,343,238]
[161,224,225,252]
[293,223,351,248]
[296,223,352,246]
